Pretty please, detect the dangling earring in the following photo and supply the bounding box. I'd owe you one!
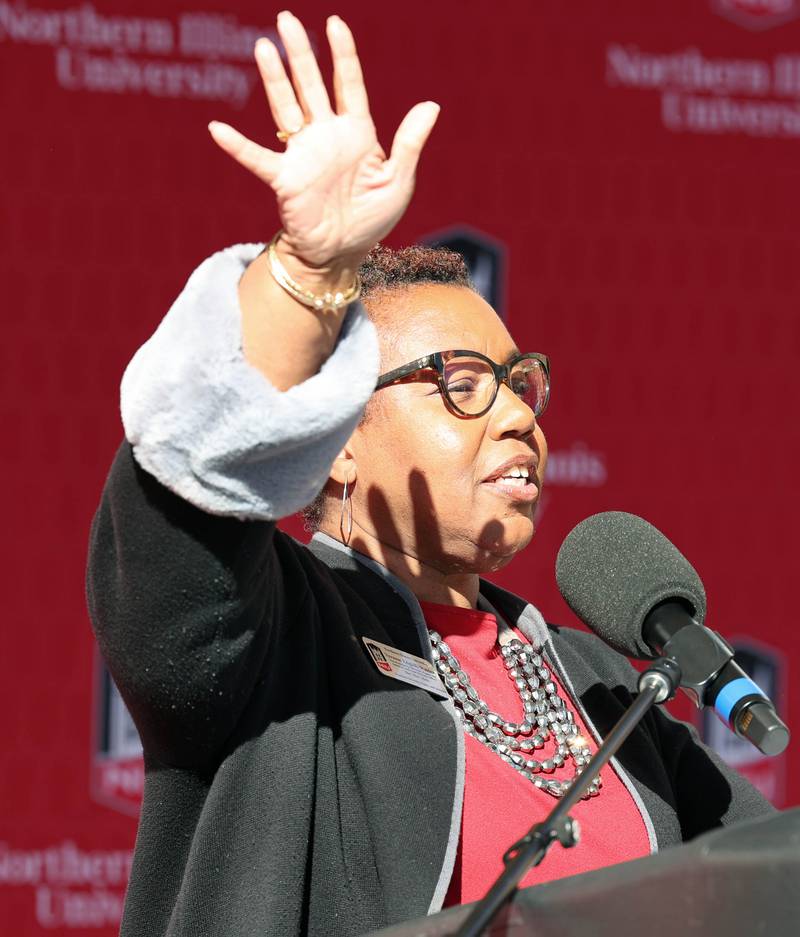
[339,475,353,546]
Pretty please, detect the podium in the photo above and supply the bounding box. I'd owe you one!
[369,808,800,936]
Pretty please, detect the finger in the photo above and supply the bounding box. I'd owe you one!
[208,121,281,185]
[277,11,333,120]
[326,15,369,117]
[387,101,441,181]
[254,37,305,134]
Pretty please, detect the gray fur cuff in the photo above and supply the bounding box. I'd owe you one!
[120,243,379,520]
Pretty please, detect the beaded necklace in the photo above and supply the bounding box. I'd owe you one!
[429,631,601,800]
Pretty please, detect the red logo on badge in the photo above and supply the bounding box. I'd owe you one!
[366,642,392,672]
[712,0,800,30]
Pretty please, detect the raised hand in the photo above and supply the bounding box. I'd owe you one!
[209,11,440,268]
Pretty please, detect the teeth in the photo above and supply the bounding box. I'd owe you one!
[486,464,533,484]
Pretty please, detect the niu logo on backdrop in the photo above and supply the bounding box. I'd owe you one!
[421,226,508,322]
[712,0,800,29]
[91,656,144,815]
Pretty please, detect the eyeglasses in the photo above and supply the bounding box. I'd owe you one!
[375,350,550,419]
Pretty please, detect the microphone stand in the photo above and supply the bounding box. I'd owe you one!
[454,656,683,937]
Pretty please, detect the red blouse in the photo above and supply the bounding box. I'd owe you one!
[419,601,651,906]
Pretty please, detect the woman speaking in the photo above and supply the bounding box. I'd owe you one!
[87,12,771,937]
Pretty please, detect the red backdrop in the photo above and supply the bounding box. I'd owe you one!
[3,1,799,932]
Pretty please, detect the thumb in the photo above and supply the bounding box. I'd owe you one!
[387,101,441,182]
[208,121,281,186]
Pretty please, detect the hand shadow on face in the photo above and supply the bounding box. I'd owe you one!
[360,467,508,592]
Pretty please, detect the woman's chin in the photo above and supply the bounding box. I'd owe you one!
[476,515,536,567]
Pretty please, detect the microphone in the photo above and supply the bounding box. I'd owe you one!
[555,512,789,757]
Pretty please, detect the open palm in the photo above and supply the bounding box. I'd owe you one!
[209,12,439,267]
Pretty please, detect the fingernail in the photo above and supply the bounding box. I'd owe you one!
[208,121,232,141]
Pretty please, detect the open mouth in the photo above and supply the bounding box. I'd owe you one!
[482,465,539,502]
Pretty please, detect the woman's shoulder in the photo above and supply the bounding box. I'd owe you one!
[546,622,642,692]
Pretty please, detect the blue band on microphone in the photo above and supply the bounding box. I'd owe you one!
[715,677,767,724]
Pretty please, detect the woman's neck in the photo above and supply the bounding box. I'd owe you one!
[320,521,479,609]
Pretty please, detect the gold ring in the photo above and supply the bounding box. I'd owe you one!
[276,123,304,143]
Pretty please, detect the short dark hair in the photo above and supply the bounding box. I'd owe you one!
[302,243,475,533]
[359,242,473,297]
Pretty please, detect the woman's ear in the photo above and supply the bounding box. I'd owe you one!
[328,446,357,488]
[327,446,358,545]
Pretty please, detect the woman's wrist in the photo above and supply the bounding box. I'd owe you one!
[268,232,363,312]
[273,235,366,296]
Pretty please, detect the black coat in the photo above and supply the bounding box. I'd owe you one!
[87,443,773,937]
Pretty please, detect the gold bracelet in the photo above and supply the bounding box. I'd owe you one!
[266,231,362,312]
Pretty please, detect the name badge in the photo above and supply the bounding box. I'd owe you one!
[361,637,448,699]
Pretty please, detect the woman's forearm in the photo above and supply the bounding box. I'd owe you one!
[239,243,364,391]
[120,244,379,521]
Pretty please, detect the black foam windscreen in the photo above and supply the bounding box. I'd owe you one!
[555,512,707,659]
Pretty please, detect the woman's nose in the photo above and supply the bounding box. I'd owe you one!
[490,381,537,439]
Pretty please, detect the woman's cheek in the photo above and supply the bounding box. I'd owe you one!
[427,424,481,486]
[535,425,548,487]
